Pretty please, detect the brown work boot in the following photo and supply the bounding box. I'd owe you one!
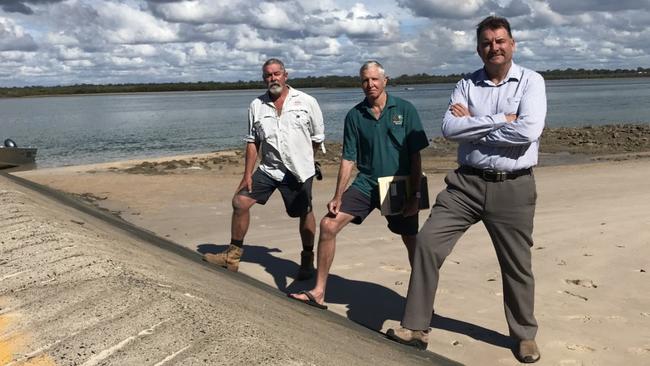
[386,327,429,350]
[296,250,315,280]
[517,339,541,363]
[203,245,243,272]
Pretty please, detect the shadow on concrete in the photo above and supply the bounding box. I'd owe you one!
[198,242,513,350]
[197,243,404,331]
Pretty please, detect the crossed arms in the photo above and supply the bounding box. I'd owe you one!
[442,72,547,147]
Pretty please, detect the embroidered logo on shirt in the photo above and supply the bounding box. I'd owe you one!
[392,114,404,125]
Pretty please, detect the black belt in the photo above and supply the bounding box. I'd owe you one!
[458,165,532,182]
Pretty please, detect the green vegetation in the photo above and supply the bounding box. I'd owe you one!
[2,67,648,98]
[541,67,650,80]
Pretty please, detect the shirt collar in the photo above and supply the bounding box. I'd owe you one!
[363,93,396,112]
[477,62,521,86]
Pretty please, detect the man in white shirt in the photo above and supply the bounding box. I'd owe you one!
[204,58,325,280]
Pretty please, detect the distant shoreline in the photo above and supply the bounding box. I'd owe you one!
[2,69,648,98]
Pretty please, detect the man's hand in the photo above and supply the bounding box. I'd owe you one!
[450,103,471,117]
[327,196,342,215]
[402,195,419,217]
[452,103,517,123]
[238,174,253,193]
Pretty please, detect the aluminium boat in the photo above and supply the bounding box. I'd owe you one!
[0,139,37,169]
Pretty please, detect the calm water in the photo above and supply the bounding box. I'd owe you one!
[1,78,649,168]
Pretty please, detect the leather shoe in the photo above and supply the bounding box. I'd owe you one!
[517,339,541,363]
[386,327,429,350]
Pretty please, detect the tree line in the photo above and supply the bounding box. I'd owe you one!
[1,67,648,98]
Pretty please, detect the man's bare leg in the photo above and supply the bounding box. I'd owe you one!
[231,194,257,241]
[289,212,355,304]
[204,193,257,271]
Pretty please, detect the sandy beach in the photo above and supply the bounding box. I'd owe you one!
[12,126,650,365]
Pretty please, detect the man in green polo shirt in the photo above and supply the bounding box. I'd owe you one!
[289,60,429,309]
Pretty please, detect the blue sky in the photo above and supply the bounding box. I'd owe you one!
[1,0,649,86]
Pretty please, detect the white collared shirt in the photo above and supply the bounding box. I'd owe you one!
[245,86,325,183]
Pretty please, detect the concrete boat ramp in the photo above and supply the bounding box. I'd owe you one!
[0,173,459,366]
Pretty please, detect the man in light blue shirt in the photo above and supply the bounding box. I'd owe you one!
[388,16,545,363]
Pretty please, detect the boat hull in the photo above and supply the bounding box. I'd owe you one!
[0,147,37,169]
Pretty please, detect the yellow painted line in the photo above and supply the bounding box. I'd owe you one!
[1,313,57,366]
[1,314,25,366]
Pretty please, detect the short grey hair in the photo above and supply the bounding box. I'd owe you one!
[262,58,285,71]
[359,60,386,77]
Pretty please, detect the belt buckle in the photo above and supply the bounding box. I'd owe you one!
[482,169,506,182]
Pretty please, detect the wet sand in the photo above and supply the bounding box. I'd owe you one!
[11,124,650,365]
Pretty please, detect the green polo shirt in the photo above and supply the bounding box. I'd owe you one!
[342,94,429,197]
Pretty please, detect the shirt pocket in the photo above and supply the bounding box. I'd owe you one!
[387,125,406,150]
[286,108,310,131]
[505,97,521,115]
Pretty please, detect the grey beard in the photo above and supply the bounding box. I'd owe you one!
[269,84,283,95]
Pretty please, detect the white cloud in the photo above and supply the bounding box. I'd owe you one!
[188,42,208,59]
[296,0,337,13]
[527,0,566,27]
[449,30,474,52]
[232,25,280,52]
[97,2,178,44]
[65,59,94,67]
[254,2,301,31]
[162,47,189,66]
[542,37,561,47]
[110,55,146,67]
[0,0,649,86]
[115,44,159,58]
[547,0,650,15]
[149,0,248,24]
[397,0,488,18]
[299,3,400,42]
[0,50,28,62]
[55,45,90,60]
[18,65,46,75]
[46,32,78,46]
[518,46,534,58]
[0,16,37,51]
[300,37,341,56]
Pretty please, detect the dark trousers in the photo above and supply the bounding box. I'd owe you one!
[401,169,538,340]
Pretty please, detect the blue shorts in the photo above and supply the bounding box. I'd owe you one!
[339,186,419,236]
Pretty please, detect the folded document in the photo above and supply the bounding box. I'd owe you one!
[378,175,430,216]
